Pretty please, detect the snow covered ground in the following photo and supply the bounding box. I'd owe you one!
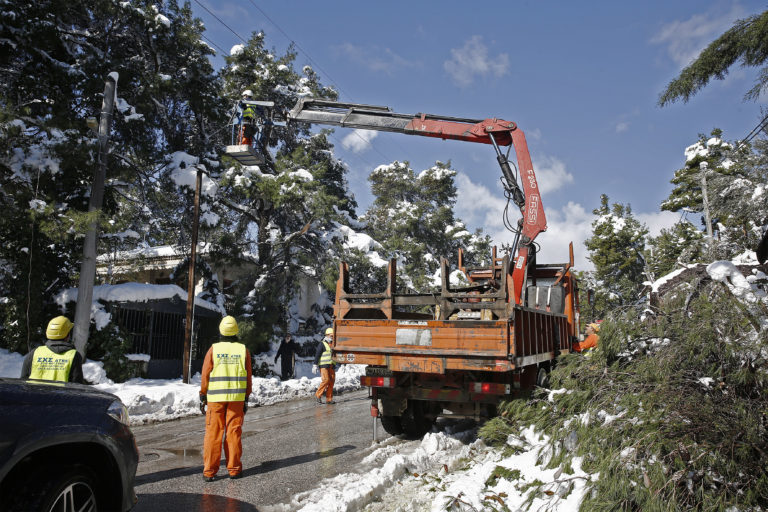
[273,421,593,512]
[0,347,593,510]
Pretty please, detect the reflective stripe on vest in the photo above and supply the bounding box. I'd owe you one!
[208,342,247,402]
[319,340,332,366]
[29,345,76,382]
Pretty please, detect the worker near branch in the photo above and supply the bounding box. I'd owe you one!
[312,327,336,405]
[20,316,84,384]
[573,322,600,353]
[199,315,252,481]
[238,89,257,146]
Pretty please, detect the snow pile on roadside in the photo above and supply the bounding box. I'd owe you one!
[0,348,364,425]
[275,423,593,511]
[94,363,364,424]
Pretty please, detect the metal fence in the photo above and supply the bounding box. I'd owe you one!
[109,301,219,361]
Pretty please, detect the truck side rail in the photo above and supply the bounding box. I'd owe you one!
[334,256,513,321]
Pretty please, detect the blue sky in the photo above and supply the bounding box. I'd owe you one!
[193,1,767,269]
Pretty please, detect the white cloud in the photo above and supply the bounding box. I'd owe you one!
[341,129,379,153]
[615,121,630,133]
[444,36,509,87]
[455,172,508,230]
[536,201,595,270]
[651,6,743,67]
[532,155,574,195]
[636,210,680,238]
[455,173,679,272]
[337,43,417,74]
[526,128,543,141]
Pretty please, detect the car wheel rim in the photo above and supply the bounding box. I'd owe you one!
[49,481,96,512]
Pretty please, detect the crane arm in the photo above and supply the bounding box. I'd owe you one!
[282,98,547,305]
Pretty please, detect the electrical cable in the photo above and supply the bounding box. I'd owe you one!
[240,0,411,166]
[244,0,352,100]
[193,0,399,179]
[192,0,248,44]
[739,110,768,146]
[200,33,229,55]
[196,1,507,224]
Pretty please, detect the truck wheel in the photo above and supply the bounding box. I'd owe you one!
[536,367,550,389]
[380,415,404,436]
[400,400,434,439]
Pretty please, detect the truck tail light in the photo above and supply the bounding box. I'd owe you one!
[360,376,395,388]
[469,382,511,395]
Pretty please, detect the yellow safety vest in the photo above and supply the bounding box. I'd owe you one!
[208,342,248,402]
[319,340,333,366]
[29,345,76,382]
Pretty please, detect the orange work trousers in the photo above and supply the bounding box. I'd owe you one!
[315,367,335,401]
[203,401,244,477]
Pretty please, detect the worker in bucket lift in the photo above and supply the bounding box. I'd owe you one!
[199,315,252,481]
[238,89,257,146]
[573,322,600,353]
[312,327,336,405]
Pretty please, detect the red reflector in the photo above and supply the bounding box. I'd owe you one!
[469,382,510,395]
[360,376,394,388]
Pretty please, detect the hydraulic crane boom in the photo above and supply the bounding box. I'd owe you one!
[247,97,547,305]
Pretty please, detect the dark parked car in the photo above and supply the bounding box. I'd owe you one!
[0,378,138,512]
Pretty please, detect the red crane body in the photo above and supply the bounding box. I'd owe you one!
[284,99,547,305]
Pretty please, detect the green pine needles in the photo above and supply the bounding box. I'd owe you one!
[480,278,768,511]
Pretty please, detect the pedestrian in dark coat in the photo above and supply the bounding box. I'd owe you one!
[274,334,298,380]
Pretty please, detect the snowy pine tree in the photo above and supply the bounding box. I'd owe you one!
[584,194,648,315]
[362,160,491,292]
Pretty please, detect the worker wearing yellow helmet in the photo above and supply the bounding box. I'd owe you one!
[238,89,257,146]
[199,315,253,481]
[20,316,84,383]
[573,322,600,353]
[312,326,336,405]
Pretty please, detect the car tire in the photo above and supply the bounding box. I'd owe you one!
[9,465,98,512]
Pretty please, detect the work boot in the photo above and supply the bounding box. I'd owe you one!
[203,476,215,482]
[316,396,323,405]
[326,400,336,405]
[229,473,242,480]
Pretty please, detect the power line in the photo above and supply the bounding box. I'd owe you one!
[192,0,400,181]
[739,110,768,146]
[192,0,248,44]
[200,33,228,55]
[241,0,405,165]
[244,0,352,101]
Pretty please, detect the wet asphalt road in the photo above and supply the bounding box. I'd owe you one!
[130,389,388,511]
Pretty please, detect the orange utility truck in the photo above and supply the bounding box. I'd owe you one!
[237,99,581,438]
[333,243,579,438]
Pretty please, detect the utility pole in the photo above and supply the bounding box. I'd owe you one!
[700,162,714,241]
[73,74,117,356]
[182,168,202,383]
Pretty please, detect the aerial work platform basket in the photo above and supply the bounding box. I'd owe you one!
[224,144,265,166]
[224,100,274,167]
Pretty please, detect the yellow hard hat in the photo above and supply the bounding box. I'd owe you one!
[325,327,333,336]
[219,316,239,337]
[588,322,600,333]
[46,316,74,340]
